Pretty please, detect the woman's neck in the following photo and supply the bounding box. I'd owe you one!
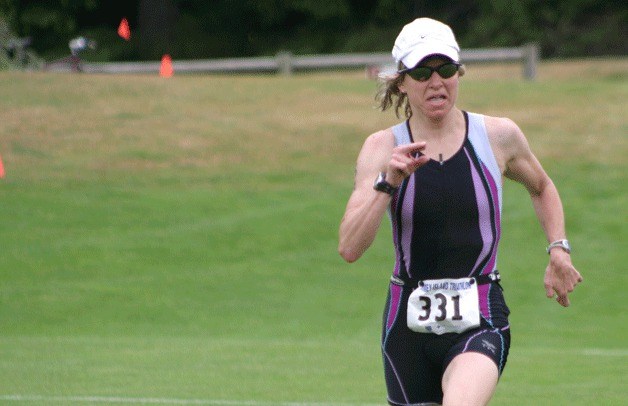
[408,109,466,162]
[409,108,464,141]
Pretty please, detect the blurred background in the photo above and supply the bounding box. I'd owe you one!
[1,0,626,69]
[1,1,626,405]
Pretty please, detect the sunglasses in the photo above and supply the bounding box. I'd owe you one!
[399,62,461,82]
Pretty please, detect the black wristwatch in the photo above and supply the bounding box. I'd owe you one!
[373,172,398,195]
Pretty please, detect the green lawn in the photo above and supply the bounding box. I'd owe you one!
[0,59,626,405]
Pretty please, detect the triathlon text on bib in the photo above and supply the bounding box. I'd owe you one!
[407,277,480,335]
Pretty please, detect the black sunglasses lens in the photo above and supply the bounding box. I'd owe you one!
[437,63,459,78]
[407,67,432,81]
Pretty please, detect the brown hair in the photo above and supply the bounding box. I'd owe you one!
[376,63,411,119]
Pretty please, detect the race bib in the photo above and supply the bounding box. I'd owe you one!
[407,277,480,335]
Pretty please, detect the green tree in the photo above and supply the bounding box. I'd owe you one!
[463,0,627,57]
[136,0,178,59]
[0,0,98,57]
[1,0,626,61]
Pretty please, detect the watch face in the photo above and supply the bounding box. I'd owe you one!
[376,172,386,184]
[558,240,570,250]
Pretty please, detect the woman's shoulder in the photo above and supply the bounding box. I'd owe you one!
[479,114,526,148]
[476,114,519,135]
[363,127,396,150]
[471,113,530,172]
[355,127,397,169]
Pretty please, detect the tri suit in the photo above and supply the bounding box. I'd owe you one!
[381,111,511,405]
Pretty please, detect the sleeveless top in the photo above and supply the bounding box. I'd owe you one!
[388,111,508,326]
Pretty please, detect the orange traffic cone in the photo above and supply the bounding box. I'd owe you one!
[160,54,173,78]
[118,18,131,41]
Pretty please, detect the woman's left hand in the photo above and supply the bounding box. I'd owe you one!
[544,250,583,307]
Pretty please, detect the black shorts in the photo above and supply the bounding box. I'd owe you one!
[381,283,510,405]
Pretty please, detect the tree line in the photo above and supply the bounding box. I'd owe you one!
[1,0,626,62]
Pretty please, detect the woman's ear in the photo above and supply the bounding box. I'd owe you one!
[398,79,407,95]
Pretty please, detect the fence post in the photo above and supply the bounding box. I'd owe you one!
[522,43,540,80]
[276,51,293,76]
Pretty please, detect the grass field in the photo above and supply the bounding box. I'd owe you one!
[0,58,626,405]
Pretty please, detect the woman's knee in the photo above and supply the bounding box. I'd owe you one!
[441,352,498,406]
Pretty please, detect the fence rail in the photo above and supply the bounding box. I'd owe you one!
[46,44,540,80]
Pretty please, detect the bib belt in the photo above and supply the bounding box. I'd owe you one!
[391,270,501,290]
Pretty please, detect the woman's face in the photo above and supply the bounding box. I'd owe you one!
[399,57,460,121]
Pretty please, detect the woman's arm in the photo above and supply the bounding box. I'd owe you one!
[489,117,583,306]
[338,129,428,262]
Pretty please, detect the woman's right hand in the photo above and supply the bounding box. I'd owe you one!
[386,141,430,186]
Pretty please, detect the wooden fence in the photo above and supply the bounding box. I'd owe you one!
[46,43,540,80]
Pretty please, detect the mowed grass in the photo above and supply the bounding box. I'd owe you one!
[0,58,626,405]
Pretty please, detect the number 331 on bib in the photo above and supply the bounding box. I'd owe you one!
[407,278,481,335]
